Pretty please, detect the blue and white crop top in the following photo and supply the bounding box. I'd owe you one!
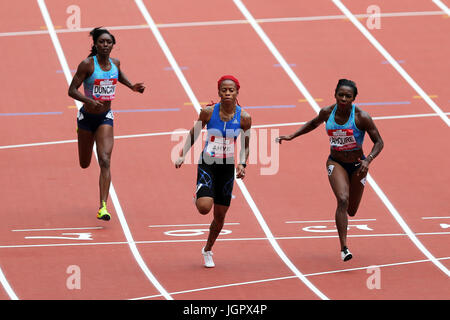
[83,56,119,101]
[325,104,365,151]
[203,103,242,158]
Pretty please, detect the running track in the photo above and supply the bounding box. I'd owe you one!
[0,0,448,301]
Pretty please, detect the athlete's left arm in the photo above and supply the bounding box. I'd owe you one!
[113,58,145,93]
[237,110,252,179]
[357,110,384,174]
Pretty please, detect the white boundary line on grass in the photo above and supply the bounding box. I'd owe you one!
[36,0,173,300]
[233,0,450,278]
[135,0,329,300]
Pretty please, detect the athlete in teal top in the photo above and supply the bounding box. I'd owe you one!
[326,103,365,151]
[276,79,384,262]
[68,28,145,221]
[83,55,119,101]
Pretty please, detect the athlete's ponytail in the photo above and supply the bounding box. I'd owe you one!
[88,27,116,57]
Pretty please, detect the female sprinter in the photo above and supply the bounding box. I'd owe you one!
[175,75,252,268]
[276,79,384,261]
[68,27,145,221]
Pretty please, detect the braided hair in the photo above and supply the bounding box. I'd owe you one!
[335,79,358,98]
[88,27,116,57]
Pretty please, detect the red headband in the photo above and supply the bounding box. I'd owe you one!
[218,75,240,90]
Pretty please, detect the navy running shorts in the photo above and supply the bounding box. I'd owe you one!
[77,106,114,132]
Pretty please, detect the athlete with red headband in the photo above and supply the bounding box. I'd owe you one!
[175,75,252,268]
[68,27,145,221]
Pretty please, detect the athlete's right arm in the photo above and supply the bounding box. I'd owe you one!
[175,107,212,168]
[68,59,103,107]
[276,106,331,144]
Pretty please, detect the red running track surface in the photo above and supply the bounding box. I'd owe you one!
[0,0,448,301]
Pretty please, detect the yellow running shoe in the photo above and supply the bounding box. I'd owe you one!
[97,201,111,221]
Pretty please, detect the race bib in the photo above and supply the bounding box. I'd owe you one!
[205,136,235,158]
[92,78,117,101]
[328,129,358,151]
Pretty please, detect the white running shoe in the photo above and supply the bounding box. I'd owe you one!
[202,247,215,268]
[341,246,353,261]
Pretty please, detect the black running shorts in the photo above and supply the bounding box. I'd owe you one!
[195,156,235,207]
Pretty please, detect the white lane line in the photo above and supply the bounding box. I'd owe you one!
[0,10,445,38]
[432,0,450,15]
[233,0,321,113]
[367,177,450,277]
[134,0,201,114]
[36,0,172,300]
[234,182,328,301]
[130,256,450,300]
[0,139,77,150]
[12,227,103,232]
[422,216,450,220]
[135,0,328,301]
[0,130,188,150]
[0,241,129,249]
[233,0,449,278]
[332,0,450,127]
[368,112,450,121]
[2,231,450,249]
[286,219,376,224]
[149,223,240,228]
[232,0,332,300]
[0,267,18,300]
[2,112,449,151]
